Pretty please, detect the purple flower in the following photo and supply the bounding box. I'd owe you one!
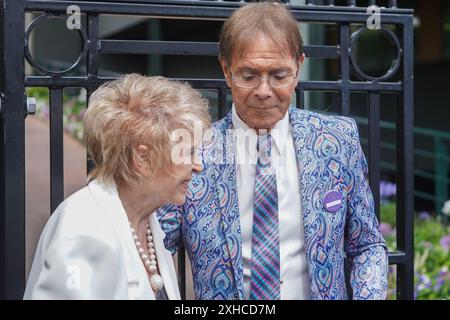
[417,274,431,292]
[433,278,445,291]
[418,211,431,220]
[379,222,394,237]
[419,274,430,284]
[380,181,396,200]
[439,235,450,251]
[438,266,448,277]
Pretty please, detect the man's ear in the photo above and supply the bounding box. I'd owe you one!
[295,53,306,80]
[132,145,151,176]
[219,56,233,88]
[298,53,305,66]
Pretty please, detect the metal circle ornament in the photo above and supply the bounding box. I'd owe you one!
[349,26,402,82]
[25,13,88,76]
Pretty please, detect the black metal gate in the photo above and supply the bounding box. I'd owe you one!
[0,0,414,300]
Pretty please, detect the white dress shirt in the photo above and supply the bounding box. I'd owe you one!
[232,105,311,300]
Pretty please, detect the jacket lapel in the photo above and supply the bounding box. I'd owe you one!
[89,180,181,300]
[88,179,154,300]
[214,112,244,299]
[289,107,321,299]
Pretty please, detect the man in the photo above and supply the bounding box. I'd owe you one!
[157,1,388,300]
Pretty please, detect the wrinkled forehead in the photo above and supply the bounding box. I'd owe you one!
[229,33,296,67]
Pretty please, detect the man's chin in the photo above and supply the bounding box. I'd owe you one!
[172,195,187,206]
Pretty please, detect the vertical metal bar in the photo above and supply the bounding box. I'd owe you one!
[389,0,398,8]
[147,19,163,76]
[368,93,381,222]
[340,24,350,116]
[87,14,99,78]
[396,18,414,300]
[218,87,228,120]
[296,82,305,109]
[86,88,96,175]
[347,0,356,6]
[0,0,26,300]
[50,88,64,213]
[0,97,4,300]
[86,14,99,176]
[178,248,186,299]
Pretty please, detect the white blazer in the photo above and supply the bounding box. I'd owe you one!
[24,179,181,300]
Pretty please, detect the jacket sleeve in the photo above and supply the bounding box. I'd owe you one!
[156,204,184,255]
[24,235,123,300]
[345,119,389,300]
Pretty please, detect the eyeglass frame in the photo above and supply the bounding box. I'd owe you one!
[227,65,300,89]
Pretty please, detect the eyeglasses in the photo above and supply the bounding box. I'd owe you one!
[229,68,298,89]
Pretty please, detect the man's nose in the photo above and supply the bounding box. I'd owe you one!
[253,76,273,99]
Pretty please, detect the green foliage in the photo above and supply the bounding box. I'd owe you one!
[380,202,450,299]
[381,201,396,226]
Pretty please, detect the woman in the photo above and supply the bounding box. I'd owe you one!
[24,74,210,299]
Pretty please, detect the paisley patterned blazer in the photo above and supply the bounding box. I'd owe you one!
[157,106,388,300]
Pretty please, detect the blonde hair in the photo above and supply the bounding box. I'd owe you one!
[219,1,304,66]
[84,74,210,186]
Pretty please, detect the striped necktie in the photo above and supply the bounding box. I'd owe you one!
[250,133,280,300]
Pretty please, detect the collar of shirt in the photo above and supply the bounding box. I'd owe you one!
[231,104,289,158]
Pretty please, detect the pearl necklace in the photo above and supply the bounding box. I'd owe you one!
[129,221,164,293]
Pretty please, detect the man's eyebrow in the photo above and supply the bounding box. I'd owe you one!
[269,67,292,74]
[236,66,293,73]
[236,67,260,73]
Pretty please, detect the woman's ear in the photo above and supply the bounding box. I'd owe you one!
[132,145,151,176]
